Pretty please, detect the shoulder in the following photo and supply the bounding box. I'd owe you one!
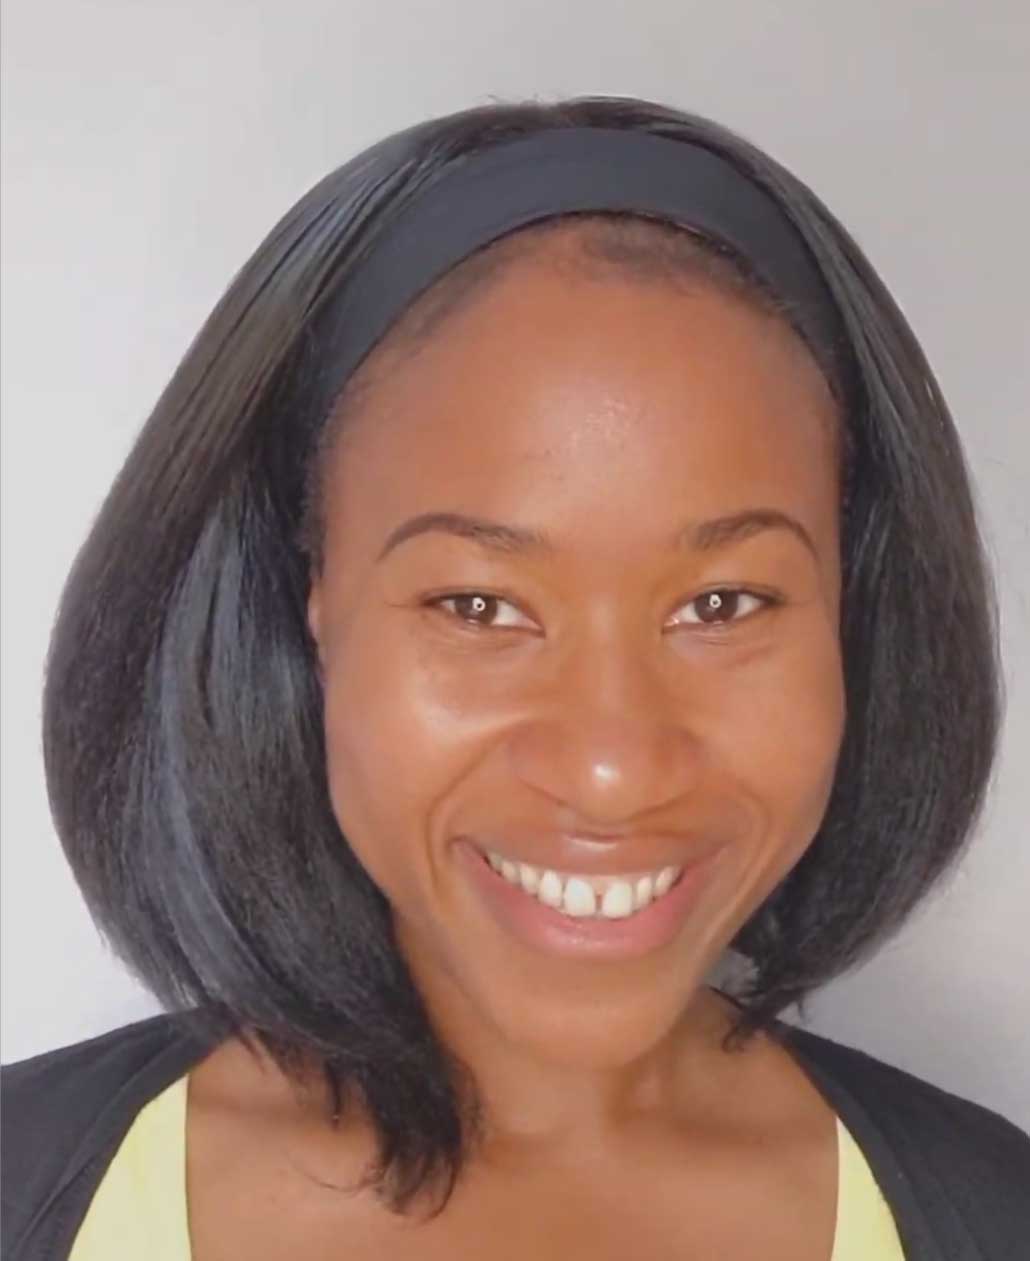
[779,1019,1030,1241]
[1,1009,208,1140]
[781,1018,1029,1153]
[1,1011,214,1261]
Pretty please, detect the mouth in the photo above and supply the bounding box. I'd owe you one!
[457,838,724,962]
[478,846,685,920]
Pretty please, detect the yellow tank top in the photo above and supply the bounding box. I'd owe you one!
[69,1075,906,1259]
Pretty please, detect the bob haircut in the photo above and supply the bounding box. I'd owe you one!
[42,95,1002,1214]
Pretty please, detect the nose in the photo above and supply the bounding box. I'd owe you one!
[504,630,705,827]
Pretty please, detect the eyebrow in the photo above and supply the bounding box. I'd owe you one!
[376,507,818,562]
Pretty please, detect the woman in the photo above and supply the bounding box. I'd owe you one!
[2,94,1027,1260]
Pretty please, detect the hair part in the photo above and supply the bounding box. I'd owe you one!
[41,94,1002,1218]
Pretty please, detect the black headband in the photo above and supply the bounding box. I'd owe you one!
[308,126,850,429]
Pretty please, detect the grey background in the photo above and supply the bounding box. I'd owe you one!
[2,0,1028,1128]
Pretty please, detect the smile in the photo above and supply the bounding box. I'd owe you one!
[480,848,683,920]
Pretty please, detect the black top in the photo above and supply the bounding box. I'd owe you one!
[2,1009,1028,1260]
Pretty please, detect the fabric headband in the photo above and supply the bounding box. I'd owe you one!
[305,125,852,434]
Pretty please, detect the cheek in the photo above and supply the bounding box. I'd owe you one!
[716,627,845,854]
[318,619,471,908]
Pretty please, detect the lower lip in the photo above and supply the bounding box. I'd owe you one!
[456,839,725,962]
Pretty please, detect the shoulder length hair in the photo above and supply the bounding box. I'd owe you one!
[42,94,1001,1215]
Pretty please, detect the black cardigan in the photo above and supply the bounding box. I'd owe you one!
[2,1010,1028,1260]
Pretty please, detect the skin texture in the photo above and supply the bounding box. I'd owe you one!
[187,232,848,1258]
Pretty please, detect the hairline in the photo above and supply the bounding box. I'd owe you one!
[303,214,848,575]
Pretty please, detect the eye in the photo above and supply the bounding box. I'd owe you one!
[425,591,532,631]
[673,589,771,628]
[425,587,776,633]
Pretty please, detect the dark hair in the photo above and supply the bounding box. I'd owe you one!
[41,94,1002,1216]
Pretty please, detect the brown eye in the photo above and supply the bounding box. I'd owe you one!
[429,592,531,630]
[427,588,773,633]
[677,589,767,627]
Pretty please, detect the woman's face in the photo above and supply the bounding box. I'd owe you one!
[308,245,845,1069]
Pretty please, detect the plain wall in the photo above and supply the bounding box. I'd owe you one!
[2,0,1028,1127]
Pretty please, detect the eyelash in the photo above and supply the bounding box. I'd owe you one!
[422,587,780,635]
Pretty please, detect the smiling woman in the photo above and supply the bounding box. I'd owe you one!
[2,95,1027,1261]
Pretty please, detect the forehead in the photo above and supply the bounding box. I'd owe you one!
[323,260,840,559]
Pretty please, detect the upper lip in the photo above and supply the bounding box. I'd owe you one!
[464,831,721,876]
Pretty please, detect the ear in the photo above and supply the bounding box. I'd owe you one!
[307,580,326,676]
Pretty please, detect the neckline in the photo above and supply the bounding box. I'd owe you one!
[105,1066,858,1261]
[58,1002,928,1260]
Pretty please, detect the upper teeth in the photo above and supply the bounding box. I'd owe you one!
[484,850,682,920]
